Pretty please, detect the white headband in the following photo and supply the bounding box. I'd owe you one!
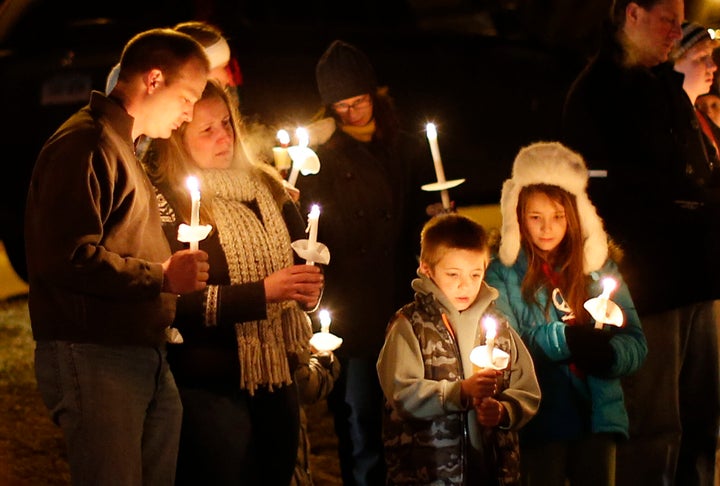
[204,37,231,70]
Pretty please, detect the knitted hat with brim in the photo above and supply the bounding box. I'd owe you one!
[671,21,719,61]
[498,141,608,274]
[316,40,377,105]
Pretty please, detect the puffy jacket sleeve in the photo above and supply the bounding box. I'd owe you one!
[377,314,466,419]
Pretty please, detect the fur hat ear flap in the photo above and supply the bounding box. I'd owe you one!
[576,192,608,272]
[497,141,609,273]
[499,179,521,266]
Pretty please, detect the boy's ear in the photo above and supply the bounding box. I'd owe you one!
[419,261,431,277]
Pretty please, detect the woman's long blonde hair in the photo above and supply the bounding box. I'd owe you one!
[143,79,287,228]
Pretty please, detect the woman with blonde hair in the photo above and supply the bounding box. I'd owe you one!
[144,79,324,485]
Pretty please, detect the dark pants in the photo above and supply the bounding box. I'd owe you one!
[616,301,720,486]
[176,383,300,486]
[328,356,386,486]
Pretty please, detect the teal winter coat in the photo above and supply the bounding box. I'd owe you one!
[485,250,647,445]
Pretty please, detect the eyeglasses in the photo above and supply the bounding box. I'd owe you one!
[332,95,372,114]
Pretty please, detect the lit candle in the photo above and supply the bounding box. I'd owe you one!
[425,122,451,209]
[287,127,309,187]
[598,277,617,319]
[484,315,497,366]
[186,176,200,251]
[306,204,320,265]
[319,309,331,333]
[273,129,292,173]
[278,129,290,148]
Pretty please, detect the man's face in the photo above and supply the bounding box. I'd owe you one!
[628,0,684,67]
[145,58,209,139]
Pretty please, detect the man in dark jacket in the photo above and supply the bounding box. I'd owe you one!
[562,1,720,485]
[296,39,436,486]
[25,28,210,485]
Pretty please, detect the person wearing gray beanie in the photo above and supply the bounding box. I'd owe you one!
[296,39,437,486]
[486,141,647,486]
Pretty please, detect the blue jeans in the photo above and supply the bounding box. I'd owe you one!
[327,356,385,486]
[616,301,720,486]
[34,341,182,486]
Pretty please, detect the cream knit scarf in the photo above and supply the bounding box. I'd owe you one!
[202,168,312,395]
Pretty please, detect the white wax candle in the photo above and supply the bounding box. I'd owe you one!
[484,316,497,365]
[319,309,331,334]
[287,127,310,187]
[425,122,451,209]
[599,277,617,319]
[306,204,320,265]
[186,176,200,251]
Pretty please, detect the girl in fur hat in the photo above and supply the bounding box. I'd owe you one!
[485,141,647,486]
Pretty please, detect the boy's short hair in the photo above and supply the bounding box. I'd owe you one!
[420,213,489,268]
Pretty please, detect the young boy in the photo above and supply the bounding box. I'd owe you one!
[376,213,540,485]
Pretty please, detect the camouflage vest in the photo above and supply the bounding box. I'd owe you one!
[382,292,521,485]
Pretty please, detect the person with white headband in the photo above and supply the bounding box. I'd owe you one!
[105,21,236,96]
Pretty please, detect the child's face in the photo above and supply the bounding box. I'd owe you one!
[421,248,489,312]
[524,191,567,253]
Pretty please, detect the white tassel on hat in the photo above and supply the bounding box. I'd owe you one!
[498,141,608,274]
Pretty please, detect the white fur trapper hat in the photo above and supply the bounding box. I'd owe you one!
[498,141,608,273]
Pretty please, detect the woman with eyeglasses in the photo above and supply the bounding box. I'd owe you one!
[295,39,436,486]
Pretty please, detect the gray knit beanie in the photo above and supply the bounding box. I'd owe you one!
[316,40,377,105]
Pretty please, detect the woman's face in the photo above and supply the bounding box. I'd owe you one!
[523,191,568,254]
[332,93,373,127]
[183,95,234,169]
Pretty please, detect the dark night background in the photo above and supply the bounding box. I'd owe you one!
[0,0,718,278]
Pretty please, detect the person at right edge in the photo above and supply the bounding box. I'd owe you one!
[562,1,720,485]
[295,39,437,486]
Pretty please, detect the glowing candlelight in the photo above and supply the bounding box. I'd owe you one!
[277,129,290,148]
[597,277,617,319]
[306,204,320,265]
[484,316,497,365]
[319,309,332,333]
[273,129,292,173]
[425,122,451,209]
[186,176,200,251]
[287,127,310,186]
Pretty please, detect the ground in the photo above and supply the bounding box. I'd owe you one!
[0,295,341,485]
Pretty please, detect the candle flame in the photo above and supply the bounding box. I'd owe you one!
[600,277,617,299]
[319,308,332,333]
[186,176,199,192]
[319,309,331,327]
[296,127,309,147]
[309,204,320,219]
[425,122,437,140]
[277,129,290,146]
[483,315,497,339]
